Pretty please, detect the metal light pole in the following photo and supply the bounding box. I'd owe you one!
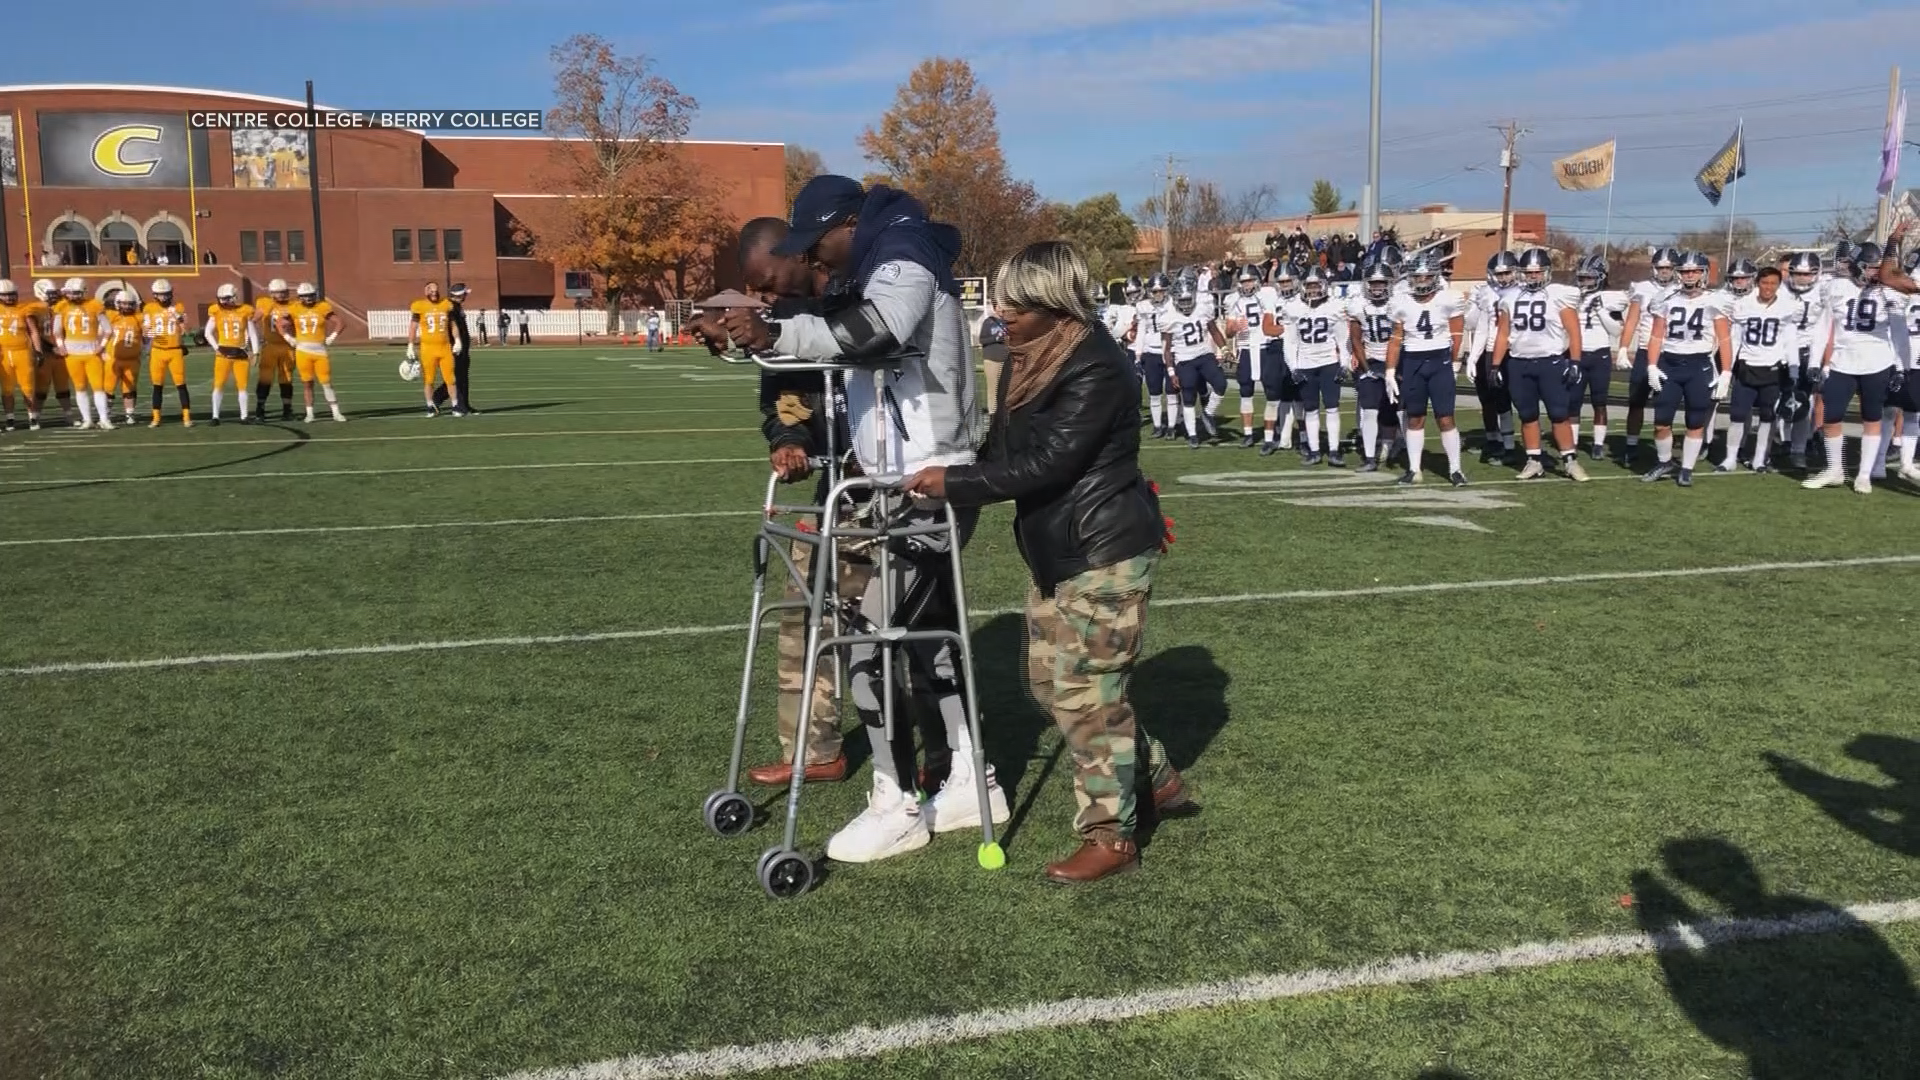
[1360,0,1382,243]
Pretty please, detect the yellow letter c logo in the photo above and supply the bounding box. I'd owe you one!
[91,124,165,178]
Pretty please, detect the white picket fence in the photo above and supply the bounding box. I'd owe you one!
[364,308,685,342]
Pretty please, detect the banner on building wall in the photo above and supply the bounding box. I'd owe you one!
[230,128,311,189]
[36,111,211,188]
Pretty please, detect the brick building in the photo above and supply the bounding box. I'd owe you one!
[0,84,785,337]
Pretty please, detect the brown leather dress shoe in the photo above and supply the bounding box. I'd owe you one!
[746,755,848,786]
[1152,768,1194,813]
[1045,837,1140,883]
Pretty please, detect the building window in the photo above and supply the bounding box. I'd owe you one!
[263,231,282,263]
[392,228,412,262]
[51,220,97,266]
[101,220,140,266]
[147,220,190,266]
[418,229,438,262]
[288,230,306,263]
[239,230,260,263]
[444,228,463,262]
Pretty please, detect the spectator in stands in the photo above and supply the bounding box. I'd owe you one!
[517,310,530,344]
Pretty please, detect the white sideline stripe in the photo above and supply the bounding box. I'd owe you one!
[493,898,1920,1080]
[0,458,767,487]
[6,554,1915,676]
[44,428,750,449]
[1157,468,1764,500]
[0,512,757,547]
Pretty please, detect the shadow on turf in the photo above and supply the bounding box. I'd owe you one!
[1630,836,1919,1079]
[352,400,575,419]
[968,614,1231,853]
[1764,735,1920,859]
[0,422,314,498]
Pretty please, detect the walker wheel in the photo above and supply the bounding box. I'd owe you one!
[702,790,755,838]
[758,849,816,900]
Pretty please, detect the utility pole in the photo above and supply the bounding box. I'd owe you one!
[1873,65,1903,243]
[1494,121,1527,252]
[1158,153,1185,274]
[1361,0,1382,244]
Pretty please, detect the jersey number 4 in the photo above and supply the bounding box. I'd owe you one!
[1665,306,1707,341]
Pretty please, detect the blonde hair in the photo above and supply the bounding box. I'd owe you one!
[993,241,1097,324]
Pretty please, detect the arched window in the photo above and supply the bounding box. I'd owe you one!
[146,220,190,267]
[101,220,140,267]
[52,221,97,267]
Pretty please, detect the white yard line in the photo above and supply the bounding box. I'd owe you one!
[0,511,758,547]
[39,428,752,450]
[0,457,768,487]
[6,554,1914,677]
[491,898,1920,1080]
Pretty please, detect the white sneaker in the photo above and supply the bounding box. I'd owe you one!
[96,417,113,430]
[1853,474,1874,495]
[331,408,347,423]
[1517,459,1545,480]
[825,772,930,863]
[1898,464,1920,484]
[1563,456,1590,482]
[1803,468,1845,490]
[305,409,316,423]
[928,768,1010,834]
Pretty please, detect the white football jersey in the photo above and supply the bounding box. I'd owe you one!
[1625,279,1672,351]
[1227,287,1280,350]
[1500,284,1580,358]
[1654,288,1728,358]
[1824,278,1911,375]
[1784,283,1830,361]
[1103,302,1135,344]
[1347,293,1396,362]
[1392,291,1462,354]
[1575,288,1628,353]
[1161,305,1216,362]
[1131,302,1166,355]
[1281,297,1347,369]
[1727,292,1801,369]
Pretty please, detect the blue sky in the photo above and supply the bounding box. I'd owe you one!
[7,0,1917,242]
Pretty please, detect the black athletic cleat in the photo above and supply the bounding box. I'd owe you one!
[1642,461,1677,484]
[1676,468,1694,488]
[1258,441,1280,457]
[1449,470,1470,487]
[1187,434,1202,449]
[209,416,221,427]
[1301,451,1323,466]
[1396,470,1418,486]
[1358,457,1380,473]
[1240,431,1259,448]
[1327,451,1347,468]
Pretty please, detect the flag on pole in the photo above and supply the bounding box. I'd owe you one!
[1694,126,1747,206]
[1878,90,1907,196]
[1552,140,1616,191]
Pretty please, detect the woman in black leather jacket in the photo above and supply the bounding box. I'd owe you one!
[904,240,1189,884]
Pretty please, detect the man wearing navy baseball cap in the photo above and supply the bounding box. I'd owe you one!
[719,175,999,865]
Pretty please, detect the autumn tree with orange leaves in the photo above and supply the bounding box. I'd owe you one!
[858,58,1052,277]
[517,34,736,330]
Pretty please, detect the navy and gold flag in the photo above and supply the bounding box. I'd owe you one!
[1694,125,1747,206]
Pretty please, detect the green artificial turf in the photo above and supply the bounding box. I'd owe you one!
[2,346,1918,1079]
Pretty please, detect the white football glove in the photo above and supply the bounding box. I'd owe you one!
[405,342,417,361]
[325,331,339,346]
[1460,351,1479,379]
[1385,374,1401,404]
[1614,348,1633,371]
[1645,364,1666,393]
[1814,365,1830,385]
[1711,368,1733,402]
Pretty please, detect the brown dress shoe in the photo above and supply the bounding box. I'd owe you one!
[1045,837,1140,883]
[746,755,848,786]
[1152,768,1194,813]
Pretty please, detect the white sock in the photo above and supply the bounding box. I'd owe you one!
[1441,427,1463,473]
[211,389,223,418]
[1859,433,1883,481]
[1181,402,1198,435]
[1825,433,1845,471]
[1304,410,1322,452]
[1262,402,1280,439]
[1149,394,1165,428]
[1203,387,1221,418]
[1324,410,1342,453]
[322,384,338,405]
[1681,434,1703,471]
[1900,414,1918,468]
[92,391,111,421]
[75,393,93,426]
[1591,423,1607,453]
[238,390,250,419]
[1408,426,1428,474]
[1359,408,1379,459]
[1240,408,1254,434]
[1721,421,1744,467]
[1655,434,1673,463]
[1751,430,1772,470]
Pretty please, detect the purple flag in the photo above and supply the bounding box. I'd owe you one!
[1878,91,1907,196]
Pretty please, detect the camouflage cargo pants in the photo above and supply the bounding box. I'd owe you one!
[775,536,874,764]
[1023,551,1172,842]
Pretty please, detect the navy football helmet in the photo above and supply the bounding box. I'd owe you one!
[1676,250,1710,293]
[1516,247,1553,291]
[1487,251,1518,289]
[1724,258,1757,296]
[1786,252,1821,294]
[1362,261,1392,302]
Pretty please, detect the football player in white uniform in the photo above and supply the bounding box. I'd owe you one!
[1347,261,1401,471]
[1106,275,1140,407]
[1161,278,1228,448]
[1262,264,1306,452]
[1466,252,1518,462]
[1569,254,1627,460]
[1899,247,1920,482]
[1615,246,1680,465]
[1779,251,1830,469]
[1131,274,1175,438]
[1225,264,1284,448]
[1490,247,1589,481]
[1717,263,1799,474]
[1280,266,1350,466]
[1804,238,1917,493]
[1386,255,1468,485]
[1641,251,1733,487]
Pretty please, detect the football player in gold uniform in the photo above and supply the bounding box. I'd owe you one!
[254,278,298,421]
[0,279,46,430]
[279,282,346,422]
[102,289,147,426]
[52,278,112,429]
[205,283,258,425]
[407,282,464,416]
[143,280,194,427]
[30,279,77,424]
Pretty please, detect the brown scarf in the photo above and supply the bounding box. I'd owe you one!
[999,318,1089,414]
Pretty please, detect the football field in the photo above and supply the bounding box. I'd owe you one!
[3,344,1918,1079]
